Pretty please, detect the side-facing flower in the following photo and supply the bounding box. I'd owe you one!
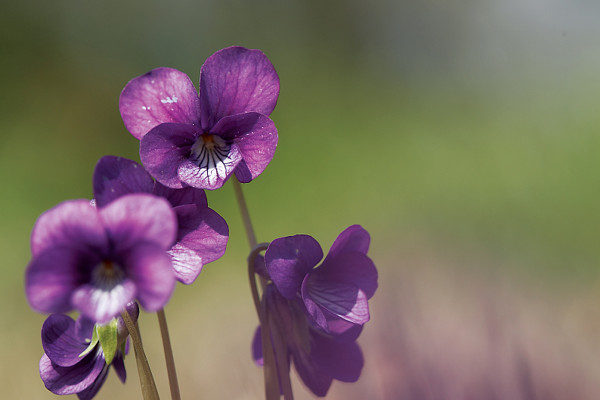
[265,225,378,335]
[93,155,229,284]
[25,194,177,324]
[39,302,139,400]
[119,46,279,190]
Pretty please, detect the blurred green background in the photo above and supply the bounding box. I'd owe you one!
[3,0,600,398]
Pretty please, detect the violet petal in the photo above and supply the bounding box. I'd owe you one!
[265,235,323,299]
[210,112,278,183]
[31,200,107,258]
[76,362,110,400]
[140,123,199,189]
[98,193,177,252]
[124,242,175,312]
[112,351,127,383]
[168,205,229,284]
[199,46,279,130]
[325,225,370,261]
[119,67,201,140]
[40,350,105,395]
[93,156,154,207]
[315,251,378,299]
[251,326,264,366]
[41,314,89,367]
[153,181,208,208]
[310,331,364,383]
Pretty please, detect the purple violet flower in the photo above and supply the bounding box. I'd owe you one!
[93,155,229,284]
[39,303,139,400]
[25,194,177,324]
[252,285,364,397]
[264,225,378,335]
[119,46,279,190]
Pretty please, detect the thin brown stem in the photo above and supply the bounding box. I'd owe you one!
[157,308,181,400]
[121,310,160,400]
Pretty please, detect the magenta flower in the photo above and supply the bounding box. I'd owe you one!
[25,194,177,324]
[252,285,364,397]
[119,46,279,190]
[93,155,229,284]
[39,303,139,400]
[264,225,378,335]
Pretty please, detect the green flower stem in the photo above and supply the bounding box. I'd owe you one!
[157,308,181,400]
[120,310,160,400]
[232,176,257,248]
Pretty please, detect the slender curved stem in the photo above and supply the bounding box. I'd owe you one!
[157,308,181,400]
[232,176,257,248]
[121,310,160,400]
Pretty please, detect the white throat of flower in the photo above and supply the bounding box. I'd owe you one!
[189,134,235,185]
[92,260,125,290]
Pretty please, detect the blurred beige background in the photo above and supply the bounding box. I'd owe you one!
[2,0,600,398]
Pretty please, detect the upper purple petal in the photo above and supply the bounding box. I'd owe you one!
[264,235,323,299]
[139,123,199,189]
[199,46,280,130]
[119,67,201,140]
[325,225,370,261]
[167,205,229,284]
[124,242,176,312]
[93,156,154,207]
[315,251,378,299]
[98,193,177,251]
[26,247,98,315]
[152,181,208,208]
[210,112,278,183]
[41,314,90,367]
[40,349,106,396]
[30,200,107,258]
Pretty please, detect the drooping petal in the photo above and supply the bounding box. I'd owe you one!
[251,326,263,366]
[76,362,110,400]
[26,247,97,315]
[31,200,107,258]
[93,156,154,207]
[167,205,229,284]
[119,67,201,140]
[177,141,243,190]
[41,314,89,367]
[39,350,106,396]
[210,112,278,183]
[140,123,199,189]
[314,251,378,299]
[112,351,127,384]
[72,280,137,325]
[124,242,175,312]
[325,225,370,261]
[199,46,280,130]
[265,235,323,299]
[153,181,208,208]
[291,345,333,397]
[98,194,177,251]
[309,331,363,383]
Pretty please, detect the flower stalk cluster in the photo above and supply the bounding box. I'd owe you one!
[25,46,378,399]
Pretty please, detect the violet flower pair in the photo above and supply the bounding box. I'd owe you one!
[252,225,378,396]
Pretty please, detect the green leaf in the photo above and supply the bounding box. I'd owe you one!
[78,327,99,358]
[97,319,119,365]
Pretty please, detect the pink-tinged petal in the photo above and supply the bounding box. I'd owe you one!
[119,67,201,140]
[72,280,137,324]
[316,251,378,299]
[93,156,154,207]
[153,181,208,208]
[322,315,363,341]
[210,112,278,183]
[125,242,175,312]
[177,142,242,190]
[326,225,370,260]
[40,350,105,395]
[199,46,280,129]
[26,247,96,315]
[265,235,323,299]
[168,205,229,284]
[41,314,89,367]
[300,292,328,332]
[98,194,177,251]
[31,200,107,258]
[140,123,199,189]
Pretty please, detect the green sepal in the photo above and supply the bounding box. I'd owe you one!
[97,319,119,365]
[78,327,99,358]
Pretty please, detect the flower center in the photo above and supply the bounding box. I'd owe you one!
[92,260,125,290]
[189,134,235,184]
